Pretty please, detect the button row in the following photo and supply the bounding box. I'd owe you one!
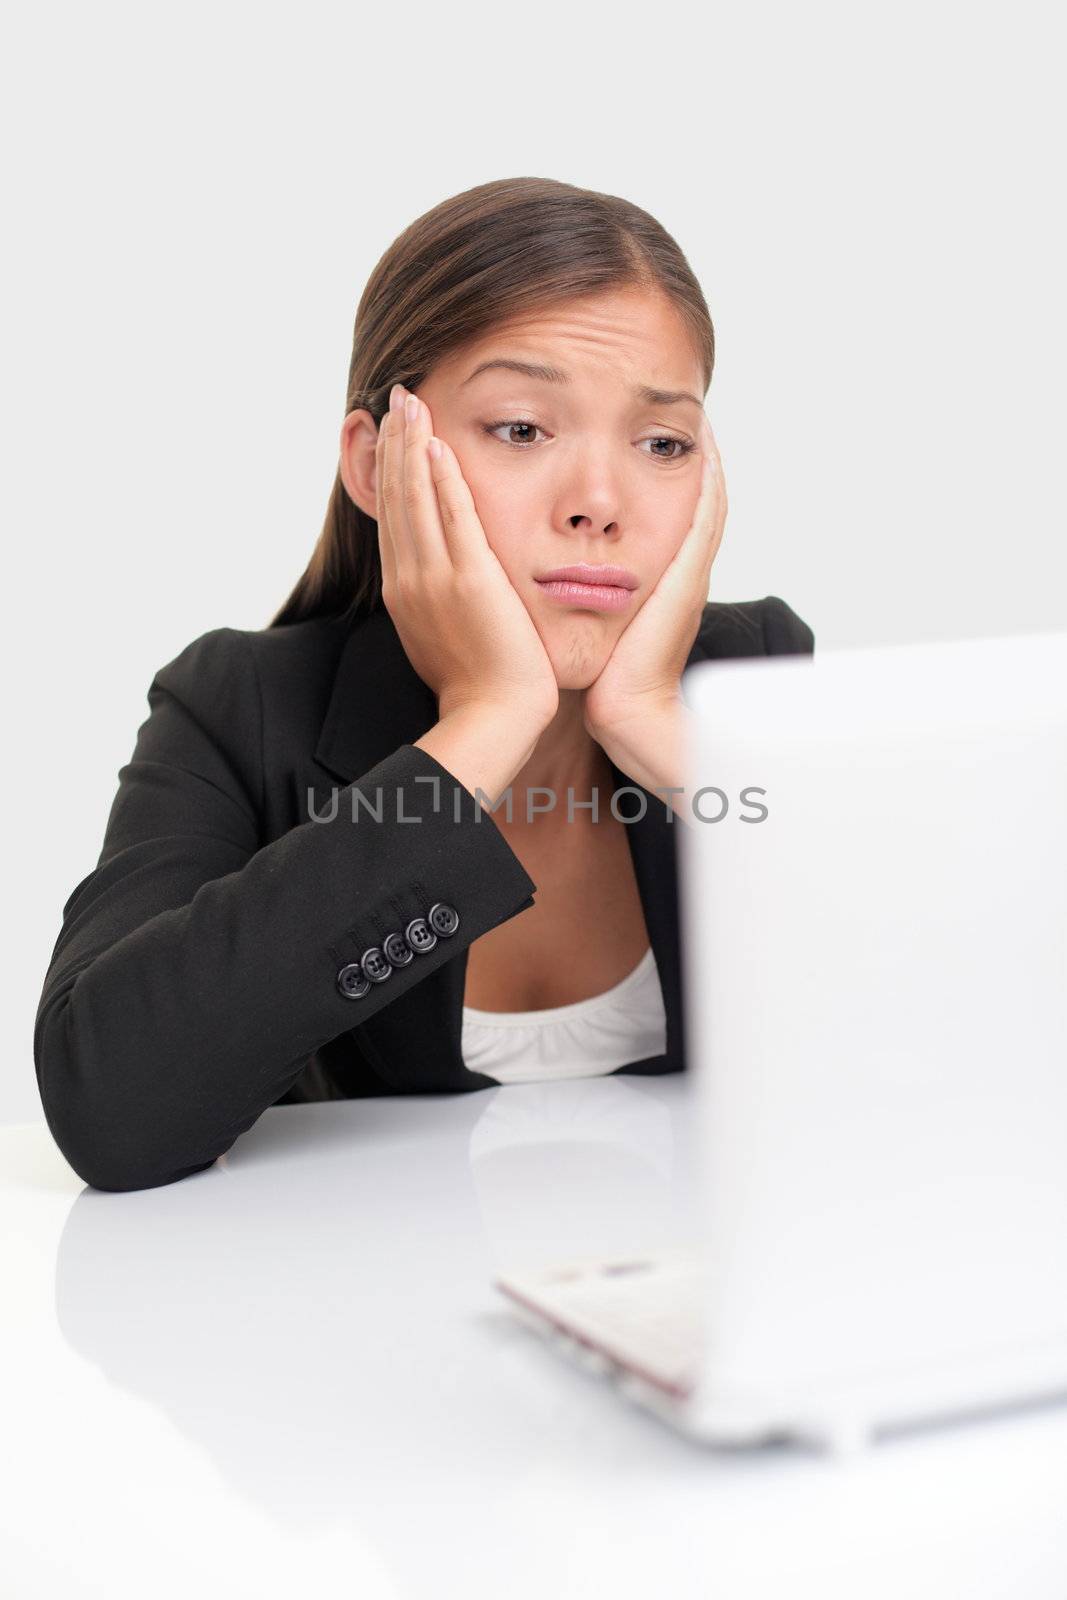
[336,902,460,1000]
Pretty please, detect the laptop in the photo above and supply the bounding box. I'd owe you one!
[493,629,1067,1455]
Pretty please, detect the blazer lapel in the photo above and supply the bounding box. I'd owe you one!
[603,754,687,1076]
[312,607,440,786]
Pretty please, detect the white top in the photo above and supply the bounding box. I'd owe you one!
[460,944,668,1084]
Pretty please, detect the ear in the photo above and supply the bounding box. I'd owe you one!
[339,408,381,520]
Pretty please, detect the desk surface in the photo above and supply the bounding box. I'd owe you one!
[3,1075,1066,1599]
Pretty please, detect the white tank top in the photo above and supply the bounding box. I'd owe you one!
[460,945,668,1084]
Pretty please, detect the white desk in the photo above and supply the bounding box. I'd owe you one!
[3,1075,1066,1598]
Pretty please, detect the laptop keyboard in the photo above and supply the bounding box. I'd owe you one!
[496,1247,706,1396]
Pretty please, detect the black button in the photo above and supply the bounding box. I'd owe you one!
[405,916,437,955]
[337,962,371,1000]
[383,930,414,968]
[428,902,460,937]
[361,947,393,984]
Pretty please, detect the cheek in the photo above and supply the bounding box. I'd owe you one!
[452,459,532,563]
[648,488,694,564]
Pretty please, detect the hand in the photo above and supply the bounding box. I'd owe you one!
[376,383,559,731]
[582,412,726,742]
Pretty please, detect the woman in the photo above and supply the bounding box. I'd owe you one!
[34,176,814,1192]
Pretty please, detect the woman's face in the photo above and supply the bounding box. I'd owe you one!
[413,285,709,691]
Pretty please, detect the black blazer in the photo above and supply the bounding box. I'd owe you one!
[34,595,814,1192]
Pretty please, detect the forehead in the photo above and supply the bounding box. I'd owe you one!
[438,286,702,388]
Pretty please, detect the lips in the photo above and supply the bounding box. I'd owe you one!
[533,565,638,613]
[534,564,639,589]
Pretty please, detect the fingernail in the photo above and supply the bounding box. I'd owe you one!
[390,384,405,412]
[404,394,418,425]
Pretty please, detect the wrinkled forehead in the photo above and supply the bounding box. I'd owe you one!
[436,288,704,395]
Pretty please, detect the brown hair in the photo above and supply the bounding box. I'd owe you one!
[269,176,716,629]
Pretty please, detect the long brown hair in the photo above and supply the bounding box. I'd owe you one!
[269,176,716,629]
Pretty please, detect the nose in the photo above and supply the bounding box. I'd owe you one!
[568,511,619,534]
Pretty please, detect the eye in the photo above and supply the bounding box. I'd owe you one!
[482,419,697,463]
[482,419,546,448]
[639,436,697,463]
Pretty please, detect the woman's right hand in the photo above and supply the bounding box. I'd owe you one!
[375,382,560,731]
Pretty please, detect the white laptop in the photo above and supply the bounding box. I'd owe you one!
[494,629,1067,1455]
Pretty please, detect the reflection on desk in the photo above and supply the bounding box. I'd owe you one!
[3,1076,1067,1599]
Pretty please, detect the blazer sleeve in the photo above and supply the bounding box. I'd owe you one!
[761,594,815,655]
[33,627,537,1193]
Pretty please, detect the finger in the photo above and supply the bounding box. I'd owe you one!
[378,387,415,569]
[707,419,728,563]
[401,392,451,572]
[701,412,727,532]
[700,425,726,588]
[665,420,723,583]
[708,418,728,521]
[696,415,727,581]
[374,410,398,592]
[425,436,493,572]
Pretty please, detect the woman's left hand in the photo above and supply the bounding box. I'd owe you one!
[582,412,727,745]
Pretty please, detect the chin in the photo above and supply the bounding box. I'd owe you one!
[543,633,613,692]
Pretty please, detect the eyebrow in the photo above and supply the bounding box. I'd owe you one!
[460,357,702,409]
